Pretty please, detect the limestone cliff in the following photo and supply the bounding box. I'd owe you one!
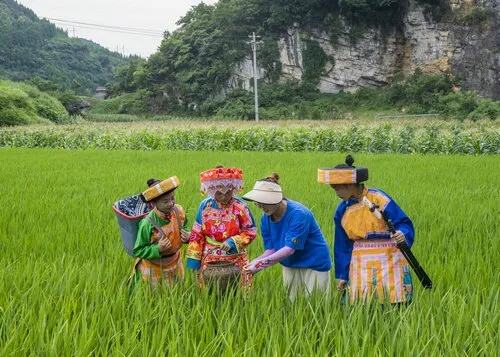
[230,0,499,99]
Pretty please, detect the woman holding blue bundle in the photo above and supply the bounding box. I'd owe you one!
[243,173,331,300]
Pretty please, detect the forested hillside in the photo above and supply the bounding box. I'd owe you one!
[111,0,403,107]
[0,0,126,94]
[103,0,498,119]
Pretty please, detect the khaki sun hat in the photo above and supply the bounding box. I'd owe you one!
[242,180,283,204]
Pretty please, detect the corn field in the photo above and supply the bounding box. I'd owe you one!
[0,148,498,355]
[0,122,499,154]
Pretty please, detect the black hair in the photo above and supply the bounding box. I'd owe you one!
[140,178,175,203]
[333,155,367,186]
[260,172,280,184]
[147,178,161,187]
[335,154,355,169]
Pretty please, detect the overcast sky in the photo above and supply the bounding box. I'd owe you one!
[16,0,218,57]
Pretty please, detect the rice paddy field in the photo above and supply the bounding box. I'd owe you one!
[0,148,499,355]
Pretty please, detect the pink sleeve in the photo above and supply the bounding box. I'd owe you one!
[258,246,295,269]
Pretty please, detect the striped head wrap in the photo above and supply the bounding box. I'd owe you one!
[141,176,180,202]
[318,155,368,185]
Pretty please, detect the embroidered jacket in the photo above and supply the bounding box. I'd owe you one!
[186,197,256,269]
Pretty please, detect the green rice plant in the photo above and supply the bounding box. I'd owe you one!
[0,149,498,355]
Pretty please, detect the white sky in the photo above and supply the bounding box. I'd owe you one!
[16,0,219,58]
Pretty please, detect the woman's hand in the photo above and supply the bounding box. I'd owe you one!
[336,279,347,291]
[221,239,237,253]
[244,260,266,274]
[243,259,259,273]
[158,237,172,255]
[220,241,232,252]
[243,263,257,274]
[391,230,406,244]
[180,229,190,244]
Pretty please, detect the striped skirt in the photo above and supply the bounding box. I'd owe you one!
[134,252,184,287]
[348,239,413,304]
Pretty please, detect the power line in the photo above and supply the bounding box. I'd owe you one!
[53,23,164,38]
[46,17,294,42]
[46,17,164,34]
[46,17,291,39]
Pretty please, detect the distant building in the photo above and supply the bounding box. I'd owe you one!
[95,86,107,99]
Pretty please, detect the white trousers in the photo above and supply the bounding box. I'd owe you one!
[282,267,331,301]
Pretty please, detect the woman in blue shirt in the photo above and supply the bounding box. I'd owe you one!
[243,174,331,300]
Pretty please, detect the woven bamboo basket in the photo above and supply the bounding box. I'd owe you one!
[202,261,241,291]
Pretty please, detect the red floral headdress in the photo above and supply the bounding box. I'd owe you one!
[200,167,243,196]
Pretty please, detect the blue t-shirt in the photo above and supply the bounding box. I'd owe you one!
[261,200,332,272]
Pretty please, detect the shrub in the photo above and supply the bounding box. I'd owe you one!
[90,90,150,115]
[387,70,453,110]
[0,107,34,126]
[91,71,498,122]
[215,99,253,120]
[31,92,69,124]
[0,82,38,126]
[468,99,499,121]
[436,91,479,119]
[0,80,69,126]
[460,7,491,26]
[0,84,35,113]
[55,91,90,116]
[302,39,328,85]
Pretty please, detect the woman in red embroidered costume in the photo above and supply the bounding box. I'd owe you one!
[186,166,257,288]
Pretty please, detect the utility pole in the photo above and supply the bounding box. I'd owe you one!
[248,32,262,122]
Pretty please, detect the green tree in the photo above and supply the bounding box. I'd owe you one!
[0,0,127,94]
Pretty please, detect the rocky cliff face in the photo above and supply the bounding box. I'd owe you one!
[449,1,499,99]
[231,0,499,99]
